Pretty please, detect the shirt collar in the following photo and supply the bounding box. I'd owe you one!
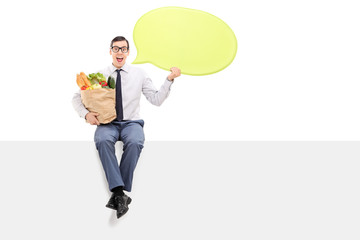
[111,63,129,73]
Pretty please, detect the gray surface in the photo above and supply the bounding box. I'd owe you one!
[1,141,359,239]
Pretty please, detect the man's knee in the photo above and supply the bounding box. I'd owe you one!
[95,133,117,148]
[124,138,144,150]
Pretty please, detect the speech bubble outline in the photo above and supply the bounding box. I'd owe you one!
[132,6,237,76]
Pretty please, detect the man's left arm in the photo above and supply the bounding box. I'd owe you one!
[142,67,181,106]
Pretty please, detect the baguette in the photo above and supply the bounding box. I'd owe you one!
[76,74,85,88]
[80,72,91,86]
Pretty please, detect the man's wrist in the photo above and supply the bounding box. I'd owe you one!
[81,109,90,119]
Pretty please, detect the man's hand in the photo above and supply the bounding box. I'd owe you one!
[85,112,100,125]
[167,67,181,81]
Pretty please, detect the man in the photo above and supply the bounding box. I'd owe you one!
[72,36,181,218]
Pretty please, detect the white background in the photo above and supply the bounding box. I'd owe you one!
[1,1,359,238]
[0,0,359,140]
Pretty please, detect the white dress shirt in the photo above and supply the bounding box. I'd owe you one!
[72,63,173,120]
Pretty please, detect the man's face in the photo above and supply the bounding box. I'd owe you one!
[110,40,129,68]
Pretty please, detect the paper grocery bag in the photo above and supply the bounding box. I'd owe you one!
[80,88,116,124]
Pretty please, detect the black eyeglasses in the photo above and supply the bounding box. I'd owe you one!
[111,46,129,53]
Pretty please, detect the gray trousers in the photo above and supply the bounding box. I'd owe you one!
[94,120,145,192]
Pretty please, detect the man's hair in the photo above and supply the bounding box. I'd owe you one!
[110,36,129,49]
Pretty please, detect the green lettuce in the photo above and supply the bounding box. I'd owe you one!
[87,73,107,85]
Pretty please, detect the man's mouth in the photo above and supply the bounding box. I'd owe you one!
[116,57,123,63]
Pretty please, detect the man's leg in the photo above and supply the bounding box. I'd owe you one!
[119,120,145,192]
[94,122,124,191]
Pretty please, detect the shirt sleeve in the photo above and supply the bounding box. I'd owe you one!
[142,74,174,106]
[72,90,89,119]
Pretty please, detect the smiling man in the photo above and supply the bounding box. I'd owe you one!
[72,36,181,219]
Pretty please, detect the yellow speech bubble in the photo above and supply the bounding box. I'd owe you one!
[132,7,237,76]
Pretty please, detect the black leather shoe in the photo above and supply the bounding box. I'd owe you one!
[115,195,132,219]
[106,193,117,210]
[106,193,132,210]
